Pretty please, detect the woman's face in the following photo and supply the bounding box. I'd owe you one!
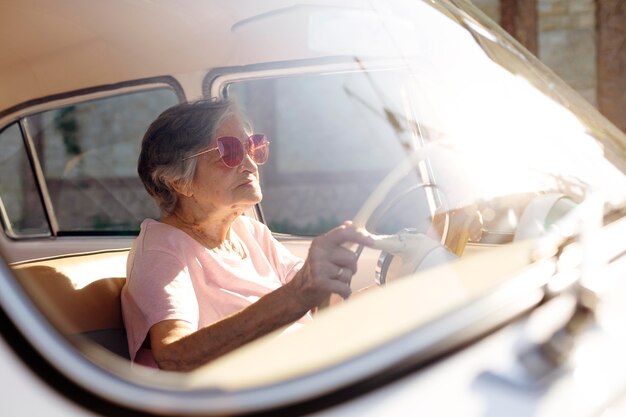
[187,115,263,216]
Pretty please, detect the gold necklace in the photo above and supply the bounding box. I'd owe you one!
[211,236,246,259]
[172,214,246,259]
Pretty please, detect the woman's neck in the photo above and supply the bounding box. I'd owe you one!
[163,207,240,249]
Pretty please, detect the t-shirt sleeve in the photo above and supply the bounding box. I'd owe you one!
[123,249,199,361]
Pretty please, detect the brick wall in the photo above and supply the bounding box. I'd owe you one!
[472,0,597,105]
[597,0,626,134]
[539,0,597,105]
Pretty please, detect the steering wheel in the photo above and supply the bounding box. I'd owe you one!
[365,182,448,240]
[350,152,467,286]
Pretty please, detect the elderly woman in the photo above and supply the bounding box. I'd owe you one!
[121,99,373,371]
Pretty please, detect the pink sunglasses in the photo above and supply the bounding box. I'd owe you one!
[183,134,270,168]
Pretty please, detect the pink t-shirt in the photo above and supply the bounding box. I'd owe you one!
[121,216,308,367]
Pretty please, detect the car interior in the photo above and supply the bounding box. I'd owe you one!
[3,5,625,417]
[11,251,130,359]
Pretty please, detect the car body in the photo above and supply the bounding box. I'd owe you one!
[1,0,626,416]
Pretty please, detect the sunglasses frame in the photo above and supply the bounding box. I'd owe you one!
[182,134,270,168]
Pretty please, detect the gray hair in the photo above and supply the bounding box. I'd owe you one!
[138,98,240,215]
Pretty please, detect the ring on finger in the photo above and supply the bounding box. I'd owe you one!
[335,266,344,280]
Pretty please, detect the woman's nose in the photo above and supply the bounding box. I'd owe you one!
[239,147,257,172]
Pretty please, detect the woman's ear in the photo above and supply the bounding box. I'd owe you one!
[169,180,193,198]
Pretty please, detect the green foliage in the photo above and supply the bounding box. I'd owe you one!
[92,215,134,231]
[269,216,341,236]
[54,106,82,156]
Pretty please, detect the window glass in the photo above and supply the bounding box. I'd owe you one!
[0,124,49,236]
[227,70,433,236]
[25,88,178,233]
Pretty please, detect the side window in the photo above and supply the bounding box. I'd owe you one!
[23,88,178,234]
[0,124,49,236]
[225,70,432,236]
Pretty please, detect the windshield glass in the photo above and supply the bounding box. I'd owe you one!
[185,0,626,393]
[189,0,626,387]
[223,0,625,247]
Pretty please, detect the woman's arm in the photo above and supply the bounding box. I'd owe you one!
[149,282,309,371]
[150,222,373,372]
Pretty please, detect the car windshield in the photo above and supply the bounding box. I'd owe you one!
[181,0,626,391]
[221,0,625,246]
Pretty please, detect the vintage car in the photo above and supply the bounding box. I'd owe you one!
[1,0,625,415]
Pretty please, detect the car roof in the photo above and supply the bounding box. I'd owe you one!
[0,0,335,115]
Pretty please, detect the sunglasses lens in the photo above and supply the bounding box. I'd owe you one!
[218,136,244,167]
[250,134,269,165]
[215,135,269,168]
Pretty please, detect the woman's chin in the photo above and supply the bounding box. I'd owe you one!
[236,188,263,206]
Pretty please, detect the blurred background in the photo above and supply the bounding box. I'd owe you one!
[471,0,625,134]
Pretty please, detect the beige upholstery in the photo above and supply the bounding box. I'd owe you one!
[11,250,130,358]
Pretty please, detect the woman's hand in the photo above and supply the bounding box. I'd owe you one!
[286,221,374,309]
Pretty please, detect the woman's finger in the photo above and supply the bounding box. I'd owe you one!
[330,265,353,284]
[325,279,352,299]
[308,259,353,284]
[321,222,374,247]
[326,246,358,273]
